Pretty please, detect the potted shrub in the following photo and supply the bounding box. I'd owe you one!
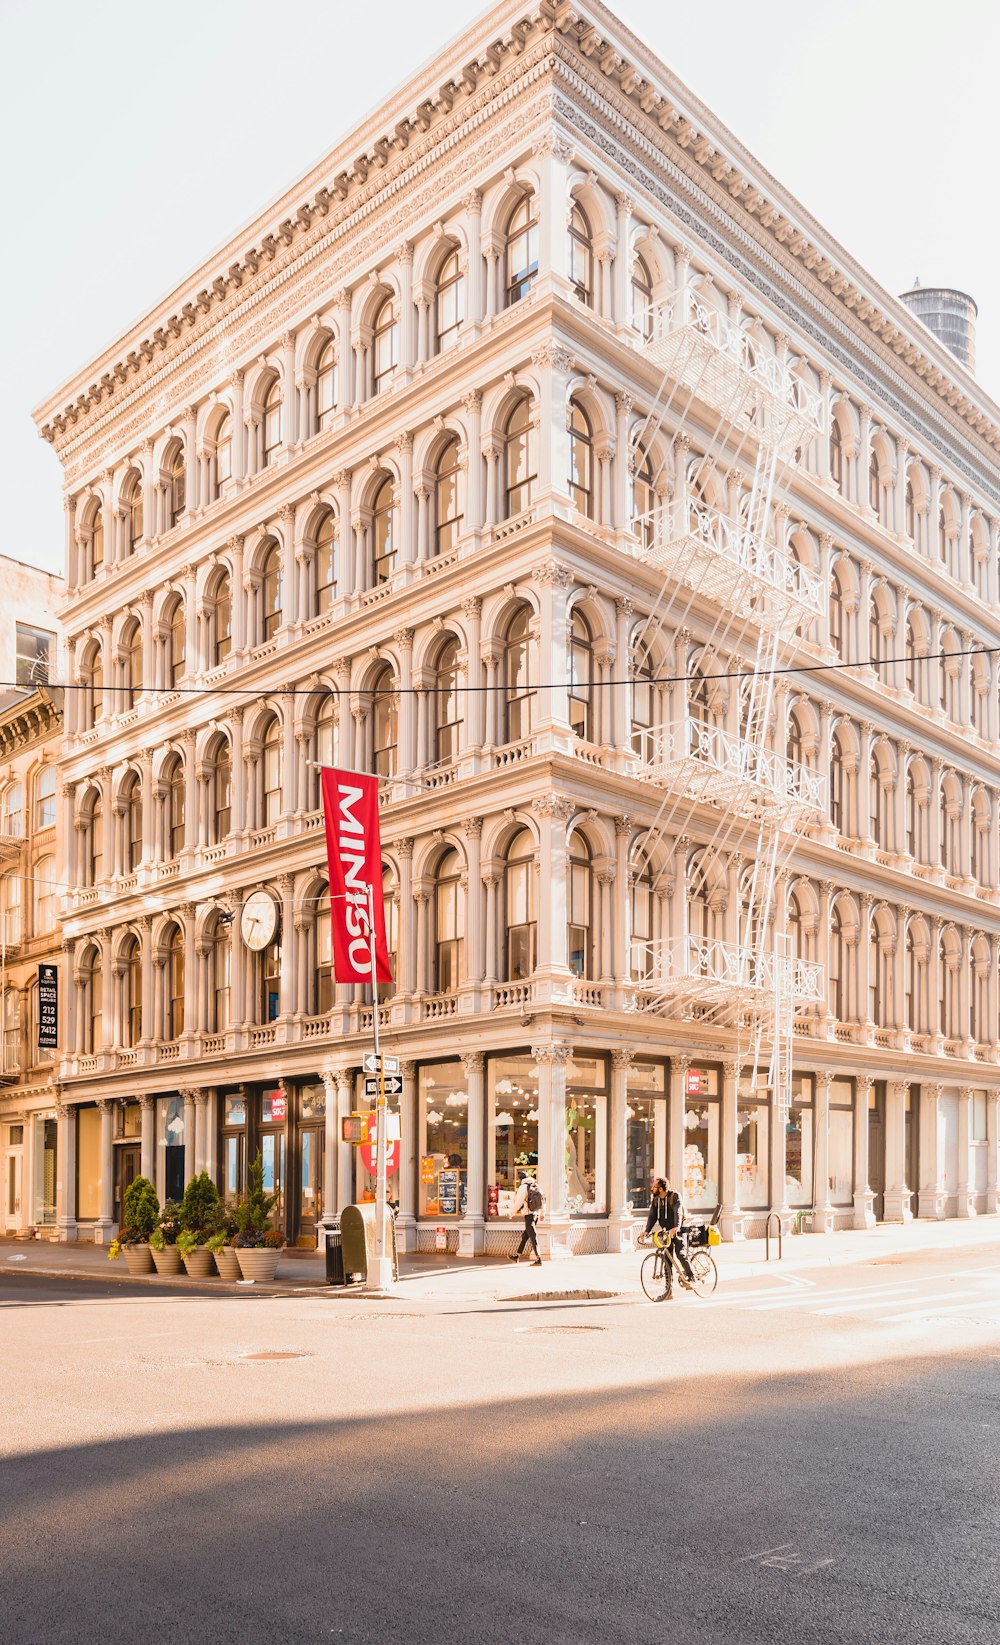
[149,1199,183,1275]
[234,1151,284,1281]
[177,1171,222,1278]
[109,1176,159,1276]
[207,1228,241,1282]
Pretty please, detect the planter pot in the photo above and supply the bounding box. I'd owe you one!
[122,1244,154,1276]
[236,1247,283,1283]
[214,1246,242,1282]
[150,1245,183,1276]
[181,1246,215,1279]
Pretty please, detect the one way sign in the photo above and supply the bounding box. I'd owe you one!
[362,1052,400,1075]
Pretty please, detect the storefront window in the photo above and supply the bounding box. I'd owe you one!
[626,1061,666,1210]
[32,1113,57,1226]
[683,1066,720,1211]
[76,1105,100,1220]
[566,1053,607,1214]
[786,1076,814,1206]
[301,1083,326,1120]
[262,1087,287,1126]
[829,1079,854,1204]
[221,1090,246,1201]
[162,1094,185,1204]
[419,1061,468,1217]
[118,1102,141,1139]
[737,1092,769,1208]
[488,1053,539,1219]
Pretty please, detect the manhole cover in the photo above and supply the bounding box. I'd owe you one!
[531,1325,606,1334]
[242,1351,306,1361]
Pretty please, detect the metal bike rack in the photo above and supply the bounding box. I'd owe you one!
[765,1210,783,1262]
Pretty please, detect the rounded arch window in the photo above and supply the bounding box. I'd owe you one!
[316,697,336,771]
[167,597,186,686]
[371,666,398,778]
[434,636,462,766]
[261,542,283,640]
[503,395,536,518]
[905,479,916,540]
[35,765,56,831]
[435,436,463,555]
[869,448,880,515]
[435,247,464,351]
[317,340,338,430]
[435,847,464,992]
[213,412,232,492]
[568,201,593,305]
[630,639,655,755]
[0,870,21,947]
[33,855,55,935]
[88,643,104,725]
[262,377,282,464]
[212,739,231,842]
[629,846,654,979]
[504,829,536,980]
[504,604,535,743]
[262,717,282,826]
[568,398,594,516]
[209,913,231,1031]
[81,943,102,1053]
[829,568,845,657]
[167,445,186,527]
[211,571,232,665]
[89,505,105,573]
[829,418,844,494]
[504,193,538,306]
[568,829,593,978]
[372,476,396,583]
[787,889,803,959]
[631,251,654,339]
[1,781,23,838]
[631,450,655,547]
[123,772,143,871]
[87,790,104,886]
[315,882,333,1014]
[166,924,185,1038]
[125,474,143,551]
[381,861,399,1001]
[568,607,593,740]
[124,622,143,709]
[373,294,398,392]
[166,755,185,858]
[123,935,142,1046]
[2,986,21,1070]
[314,509,337,612]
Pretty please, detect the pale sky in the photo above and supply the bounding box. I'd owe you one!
[4,0,998,576]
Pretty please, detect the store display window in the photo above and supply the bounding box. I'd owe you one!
[32,1113,57,1227]
[626,1060,666,1210]
[683,1066,720,1211]
[487,1053,538,1218]
[419,1061,468,1217]
[565,1053,608,1215]
[829,1079,854,1204]
[221,1090,246,1201]
[301,1083,326,1120]
[76,1105,100,1220]
[116,1102,141,1139]
[161,1094,185,1203]
[737,1088,769,1209]
[786,1075,814,1206]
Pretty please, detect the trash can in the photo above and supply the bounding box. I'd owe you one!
[324,1218,346,1287]
[340,1204,398,1284]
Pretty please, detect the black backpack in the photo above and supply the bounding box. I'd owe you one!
[526,1182,544,1213]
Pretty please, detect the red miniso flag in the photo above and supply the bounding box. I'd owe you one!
[320,768,393,984]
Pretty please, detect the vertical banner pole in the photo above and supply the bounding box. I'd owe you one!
[369,881,389,1280]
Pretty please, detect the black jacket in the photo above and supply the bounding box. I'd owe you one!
[644,1190,683,1236]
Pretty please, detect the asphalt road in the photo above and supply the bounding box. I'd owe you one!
[2,1245,998,1645]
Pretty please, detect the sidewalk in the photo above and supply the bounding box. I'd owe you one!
[3,1215,999,1304]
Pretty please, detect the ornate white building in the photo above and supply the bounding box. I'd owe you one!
[32,0,1000,1251]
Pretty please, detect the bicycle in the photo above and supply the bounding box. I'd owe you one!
[639,1226,719,1301]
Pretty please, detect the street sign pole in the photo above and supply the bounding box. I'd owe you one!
[366,881,393,1290]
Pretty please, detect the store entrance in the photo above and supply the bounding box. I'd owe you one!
[905,1086,920,1216]
[114,1145,141,1227]
[4,1143,22,1230]
[298,1125,324,1247]
[868,1082,886,1220]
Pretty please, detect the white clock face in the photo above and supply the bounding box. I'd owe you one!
[241,890,278,951]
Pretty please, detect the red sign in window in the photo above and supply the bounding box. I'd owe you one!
[269,1092,287,1123]
[686,1069,703,1096]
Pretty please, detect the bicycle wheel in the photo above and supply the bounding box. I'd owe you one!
[688,1249,718,1297]
[641,1252,672,1301]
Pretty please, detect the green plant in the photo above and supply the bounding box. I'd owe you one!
[149,1226,165,1252]
[122,1176,159,1240]
[205,1231,228,1254]
[233,1152,278,1249]
[180,1172,221,1238]
[176,1229,200,1259]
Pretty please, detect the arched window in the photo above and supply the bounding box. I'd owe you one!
[568,398,594,516]
[315,884,332,1014]
[688,654,712,729]
[168,598,186,687]
[830,731,847,834]
[166,755,185,858]
[35,766,56,831]
[504,829,536,979]
[211,572,232,665]
[829,569,845,657]
[868,598,880,665]
[123,772,142,872]
[568,607,593,740]
[904,619,917,694]
[687,853,715,944]
[905,924,918,1031]
[262,378,282,465]
[1,782,22,841]
[123,621,142,711]
[631,252,654,339]
[372,666,397,779]
[2,987,21,1073]
[261,542,283,640]
[33,856,54,935]
[435,848,464,992]
[260,939,281,1024]
[568,201,593,305]
[372,475,396,583]
[125,473,143,552]
[787,890,804,962]
[906,767,918,859]
[262,718,282,826]
[316,340,338,430]
[869,915,889,1028]
[630,640,655,757]
[166,924,184,1038]
[209,914,230,1032]
[435,436,463,555]
[168,446,186,527]
[504,193,538,306]
[830,418,844,495]
[88,794,103,886]
[0,871,21,947]
[372,294,398,392]
[504,395,536,517]
[938,505,948,564]
[503,605,535,743]
[829,904,845,1020]
[81,945,102,1053]
[88,644,104,726]
[381,862,399,1002]
[868,448,880,515]
[89,506,105,575]
[567,830,592,978]
[631,451,656,547]
[212,740,231,841]
[629,849,654,979]
[435,247,464,352]
[905,480,915,541]
[316,698,336,770]
[315,510,337,612]
[213,412,232,495]
[123,935,142,1047]
[434,637,462,766]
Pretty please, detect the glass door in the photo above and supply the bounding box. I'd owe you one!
[298,1126,324,1247]
[5,1146,22,1229]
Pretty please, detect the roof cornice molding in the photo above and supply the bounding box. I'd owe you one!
[34,0,1000,462]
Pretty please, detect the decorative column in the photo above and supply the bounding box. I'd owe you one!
[853,1075,876,1228]
[533,1043,573,1259]
[335,1069,354,1214]
[140,1094,155,1183]
[395,1061,417,1252]
[986,1090,1000,1214]
[97,1098,115,1243]
[918,1082,947,1218]
[667,1055,689,1191]
[883,1079,912,1221]
[458,1052,485,1256]
[719,1057,745,1241]
[812,1073,837,1233]
[56,1099,78,1242]
[463,191,484,323]
[608,1049,634,1251]
[956,1087,977,1217]
[320,1071,340,1232]
[182,1089,197,1186]
[612,192,634,324]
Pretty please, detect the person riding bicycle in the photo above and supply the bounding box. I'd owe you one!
[643,1177,695,1290]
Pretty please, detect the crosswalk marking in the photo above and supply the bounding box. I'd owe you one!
[703,1270,1000,1324]
[813,1288,977,1316]
[750,1282,921,1312]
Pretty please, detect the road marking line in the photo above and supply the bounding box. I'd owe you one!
[815,1288,977,1316]
[749,1283,921,1311]
[886,1297,1000,1322]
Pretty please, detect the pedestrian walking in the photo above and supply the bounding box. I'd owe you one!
[509,1171,544,1265]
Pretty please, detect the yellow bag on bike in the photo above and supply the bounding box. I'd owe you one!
[707,1225,721,1246]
